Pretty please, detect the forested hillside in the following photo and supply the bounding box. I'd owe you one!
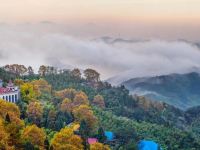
[122,72,200,110]
[0,65,200,150]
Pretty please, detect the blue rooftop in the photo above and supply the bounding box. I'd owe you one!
[104,131,114,141]
[138,140,161,150]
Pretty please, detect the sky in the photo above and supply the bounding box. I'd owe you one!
[0,0,200,82]
[0,0,200,40]
[0,0,199,22]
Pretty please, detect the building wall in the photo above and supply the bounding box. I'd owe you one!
[0,91,20,103]
[0,80,2,87]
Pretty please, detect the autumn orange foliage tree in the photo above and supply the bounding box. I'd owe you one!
[55,88,77,100]
[60,98,73,113]
[27,101,43,125]
[73,91,89,106]
[56,89,90,113]
[93,95,105,108]
[31,79,52,95]
[73,105,97,131]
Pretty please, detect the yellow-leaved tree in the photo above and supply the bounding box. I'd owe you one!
[20,83,37,102]
[90,142,111,150]
[5,112,25,147]
[21,125,46,149]
[0,118,11,150]
[0,99,25,148]
[0,99,20,118]
[51,127,83,150]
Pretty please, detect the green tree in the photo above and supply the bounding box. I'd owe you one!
[98,127,106,143]
[24,142,35,150]
[79,120,90,150]
[84,69,100,82]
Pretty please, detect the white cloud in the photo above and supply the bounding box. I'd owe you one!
[0,24,200,83]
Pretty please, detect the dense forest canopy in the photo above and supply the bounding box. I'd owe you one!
[0,64,200,150]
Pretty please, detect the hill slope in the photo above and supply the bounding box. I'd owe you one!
[2,66,200,149]
[122,72,200,110]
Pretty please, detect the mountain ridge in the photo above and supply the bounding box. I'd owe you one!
[121,72,200,110]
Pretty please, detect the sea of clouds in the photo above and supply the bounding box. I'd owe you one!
[0,23,200,84]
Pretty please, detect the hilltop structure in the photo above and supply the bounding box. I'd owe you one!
[0,79,20,103]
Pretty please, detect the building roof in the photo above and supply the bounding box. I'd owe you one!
[104,131,115,141]
[0,87,12,95]
[138,140,161,150]
[87,138,98,144]
[0,80,18,95]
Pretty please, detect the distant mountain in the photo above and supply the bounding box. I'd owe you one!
[121,72,200,110]
[94,36,148,44]
[195,42,200,48]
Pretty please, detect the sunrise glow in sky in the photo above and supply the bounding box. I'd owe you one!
[0,0,199,22]
[1,0,200,79]
[0,0,200,40]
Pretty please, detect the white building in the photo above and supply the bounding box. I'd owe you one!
[0,79,20,103]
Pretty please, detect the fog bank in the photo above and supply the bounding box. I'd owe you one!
[0,24,200,84]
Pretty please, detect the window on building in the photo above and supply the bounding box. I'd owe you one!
[12,95,14,103]
[9,95,11,102]
[15,94,17,101]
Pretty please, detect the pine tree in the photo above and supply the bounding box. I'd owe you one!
[24,142,35,150]
[5,113,11,123]
[98,127,106,143]
[79,120,90,150]
[44,138,50,150]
